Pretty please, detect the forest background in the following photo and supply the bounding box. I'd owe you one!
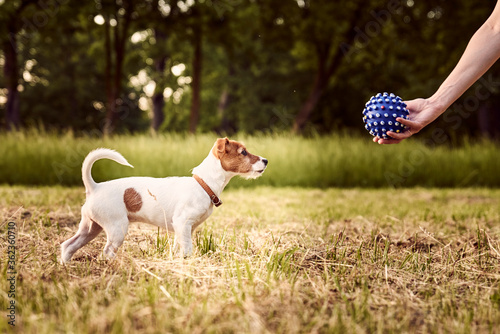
[2,0,500,138]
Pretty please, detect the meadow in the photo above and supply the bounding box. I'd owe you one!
[0,133,500,333]
[0,186,499,333]
[0,130,500,187]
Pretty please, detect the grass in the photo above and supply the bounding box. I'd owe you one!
[0,130,500,187]
[1,186,500,333]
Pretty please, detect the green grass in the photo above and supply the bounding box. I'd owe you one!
[1,186,500,333]
[0,130,500,187]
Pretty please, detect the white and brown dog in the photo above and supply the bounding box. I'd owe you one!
[61,138,268,263]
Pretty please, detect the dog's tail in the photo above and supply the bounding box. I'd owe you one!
[82,148,133,194]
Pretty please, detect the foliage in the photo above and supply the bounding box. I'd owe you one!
[0,131,500,187]
[1,0,500,136]
[0,186,499,332]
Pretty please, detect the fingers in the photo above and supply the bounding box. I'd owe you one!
[373,126,413,145]
[373,131,408,144]
[386,130,412,140]
[374,137,403,145]
[396,117,419,130]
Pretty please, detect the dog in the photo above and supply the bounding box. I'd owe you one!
[60,138,268,263]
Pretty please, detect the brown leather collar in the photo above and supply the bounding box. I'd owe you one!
[193,174,223,207]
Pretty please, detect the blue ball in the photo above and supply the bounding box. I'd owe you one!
[362,92,409,139]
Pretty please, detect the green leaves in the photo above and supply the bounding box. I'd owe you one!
[1,0,498,135]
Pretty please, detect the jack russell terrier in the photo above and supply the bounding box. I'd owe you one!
[61,138,268,263]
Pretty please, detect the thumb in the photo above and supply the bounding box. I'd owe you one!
[403,98,426,112]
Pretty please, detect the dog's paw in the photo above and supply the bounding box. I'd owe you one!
[103,245,118,260]
[182,245,193,258]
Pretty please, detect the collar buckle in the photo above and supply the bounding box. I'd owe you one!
[211,195,223,207]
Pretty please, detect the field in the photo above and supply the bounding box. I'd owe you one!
[1,133,500,333]
[1,185,500,333]
[1,131,500,187]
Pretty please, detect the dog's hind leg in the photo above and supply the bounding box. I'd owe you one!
[102,218,129,260]
[61,217,103,263]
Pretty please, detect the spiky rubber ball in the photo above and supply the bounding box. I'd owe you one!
[362,92,409,139]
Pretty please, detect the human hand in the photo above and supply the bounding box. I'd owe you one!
[373,98,445,144]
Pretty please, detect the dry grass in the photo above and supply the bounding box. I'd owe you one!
[1,186,500,333]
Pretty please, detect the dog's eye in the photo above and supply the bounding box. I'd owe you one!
[241,150,247,156]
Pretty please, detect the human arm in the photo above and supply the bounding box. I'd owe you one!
[375,1,500,144]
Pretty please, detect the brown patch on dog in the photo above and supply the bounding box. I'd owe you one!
[124,188,142,212]
[212,137,260,173]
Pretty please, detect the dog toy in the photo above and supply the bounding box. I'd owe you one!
[362,92,409,139]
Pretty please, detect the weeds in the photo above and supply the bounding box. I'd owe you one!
[196,230,218,255]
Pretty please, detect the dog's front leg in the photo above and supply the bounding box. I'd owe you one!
[172,218,194,257]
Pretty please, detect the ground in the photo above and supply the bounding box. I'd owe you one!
[1,186,499,333]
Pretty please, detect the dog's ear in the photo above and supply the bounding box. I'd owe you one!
[213,137,230,159]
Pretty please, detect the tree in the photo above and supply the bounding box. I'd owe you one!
[289,1,365,133]
[1,0,497,137]
[127,0,179,133]
[7,0,147,132]
[205,0,300,133]
[151,28,168,132]
[189,14,202,134]
[0,0,36,130]
[99,0,135,135]
[184,1,210,134]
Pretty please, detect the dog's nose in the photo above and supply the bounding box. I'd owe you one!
[262,159,268,166]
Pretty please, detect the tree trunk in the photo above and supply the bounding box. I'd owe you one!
[3,22,20,130]
[217,87,230,119]
[151,29,168,132]
[103,14,115,135]
[215,62,236,134]
[292,72,326,134]
[2,0,37,130]
[478,102,500,139]
[292,42,349,134]
[152,91,165,132]
[103,1,133,135]
[292,4,363,134]
[189,25,202,134]
[152,89,165,132]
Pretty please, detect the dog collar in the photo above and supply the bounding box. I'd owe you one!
[193,175,223,207]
